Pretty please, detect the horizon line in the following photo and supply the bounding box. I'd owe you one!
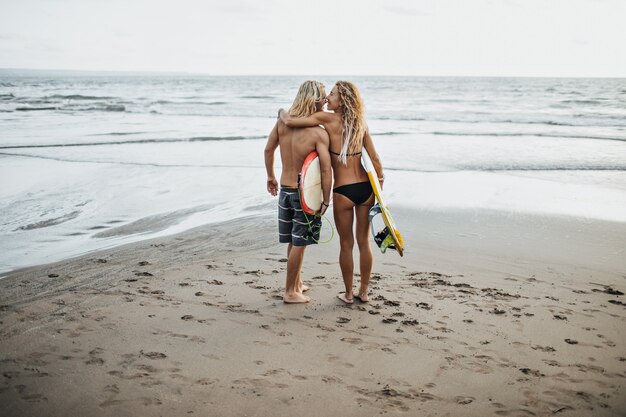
[1,67,625,79]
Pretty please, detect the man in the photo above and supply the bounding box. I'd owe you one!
[264,81,332,304]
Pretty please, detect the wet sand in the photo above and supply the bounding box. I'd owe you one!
[0,208,625,416]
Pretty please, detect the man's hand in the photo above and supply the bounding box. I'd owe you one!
[267,177,278,196]
[319,201,330,216]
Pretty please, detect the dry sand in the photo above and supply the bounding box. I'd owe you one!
[0,208,625,416]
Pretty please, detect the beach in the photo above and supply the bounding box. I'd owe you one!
[1,207,625,416]
[1,74,625,415]
[2,0,626,411]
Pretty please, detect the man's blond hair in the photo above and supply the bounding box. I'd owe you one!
[288,80,326,118]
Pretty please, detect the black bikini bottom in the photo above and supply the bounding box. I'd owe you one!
[333,181,373,205]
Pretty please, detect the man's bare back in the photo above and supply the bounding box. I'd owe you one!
[277,123,329,188]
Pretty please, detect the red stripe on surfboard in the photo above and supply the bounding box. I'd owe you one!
[300,151,319,215]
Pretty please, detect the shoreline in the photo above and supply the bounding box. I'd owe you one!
[1,208,624,416]
[2,205,624,281]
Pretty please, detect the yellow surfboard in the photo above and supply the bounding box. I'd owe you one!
[362,148,404,256]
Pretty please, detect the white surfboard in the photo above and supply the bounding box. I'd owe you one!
[299,151,323,215]
[362,148,404,256]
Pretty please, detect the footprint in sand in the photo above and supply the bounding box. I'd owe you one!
[195,377,218,386]
[574,363,606,374]
[316,324,336,332]
[20,392,48,402]
[596,334,617,347]
[2,371,20,379]
[140,350,167,360]
[455,396,475,405]
[532,345,556,352]
[86,356,105,365]
[519,368,545,377]
[56,328,81,338]
[232,377,288,390]
[135,364,159,373]
[327,354,355,368]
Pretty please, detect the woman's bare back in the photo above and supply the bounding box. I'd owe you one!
[322,113,369,188]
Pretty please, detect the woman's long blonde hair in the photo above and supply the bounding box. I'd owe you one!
[335,81,366,165]
[288,80,326,118]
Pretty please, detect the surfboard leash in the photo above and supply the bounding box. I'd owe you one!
[311,212,335,244]
[297,187,335,244]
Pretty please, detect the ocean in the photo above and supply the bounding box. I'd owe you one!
[1,74,625,273]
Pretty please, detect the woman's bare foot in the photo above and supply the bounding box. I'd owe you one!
[337,292,354,304]
[355,290,369,303]
[296,282,310,293]
[283,293,310,304]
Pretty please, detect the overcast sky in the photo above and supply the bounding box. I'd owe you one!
[0,0,624,77]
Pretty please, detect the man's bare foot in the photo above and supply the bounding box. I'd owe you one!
[337,293,354,304]
[355,291,369,303]
[283,293,311,304]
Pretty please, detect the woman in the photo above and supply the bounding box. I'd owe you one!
[279,81,384,304]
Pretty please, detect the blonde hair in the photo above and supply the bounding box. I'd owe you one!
[335,81,367,165]
[288,80,326,118]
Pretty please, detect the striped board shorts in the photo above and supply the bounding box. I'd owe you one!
[278,186,321,246]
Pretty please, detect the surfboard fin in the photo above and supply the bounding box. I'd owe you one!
[374,227,396,253]
[369,205,396,254]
